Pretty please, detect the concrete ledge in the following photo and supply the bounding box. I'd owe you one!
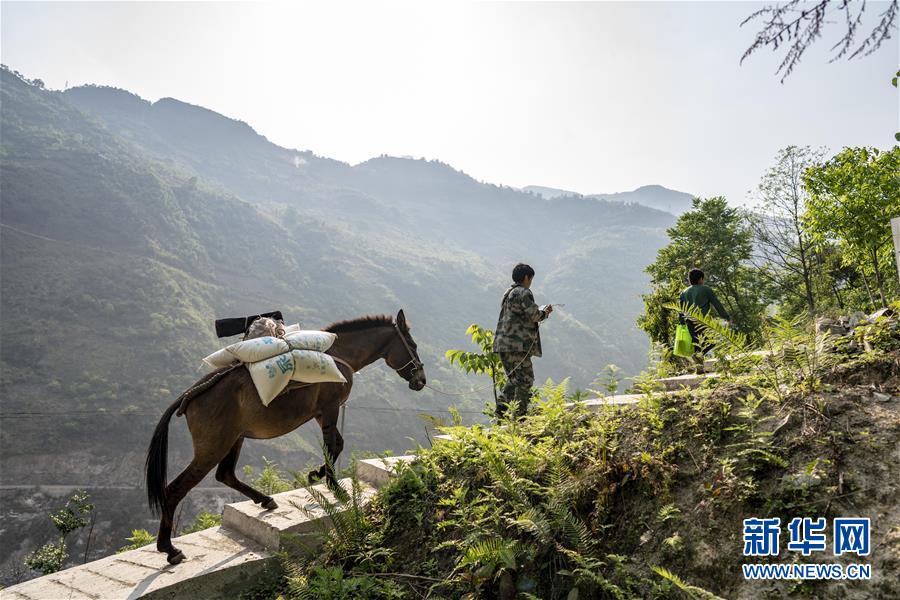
[3,526,274,600]
[356,455,417,488]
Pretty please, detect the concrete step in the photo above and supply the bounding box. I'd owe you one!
[357,455,417,488]
[222,455,417,552]
[577,394,646,408]
[222,478,376,551]
[3,526,273,600]
[656,373,718,391]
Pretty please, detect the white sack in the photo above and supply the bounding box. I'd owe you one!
[247,349,347,406]
[247,354,296,406]
[226,336,290,363]
[283,330,336,352]
[216,330,337,364]
[289,349,347,384]
[201,329,343,406]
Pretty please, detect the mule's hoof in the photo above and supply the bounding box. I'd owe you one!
[167,550,186,565]
[261,497,278,510]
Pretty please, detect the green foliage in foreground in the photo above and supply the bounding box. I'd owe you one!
[281,382,720,599]
[272,311,900,600]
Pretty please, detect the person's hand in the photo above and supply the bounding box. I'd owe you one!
[545,304,553,316]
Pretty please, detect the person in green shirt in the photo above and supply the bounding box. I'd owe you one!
[679,268,731,370]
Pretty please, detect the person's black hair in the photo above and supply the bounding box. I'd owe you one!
[512,263,535,284]
[688,268,704,285]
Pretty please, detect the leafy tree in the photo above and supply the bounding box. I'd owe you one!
[641,197,765,346]
[802,146,900,308]
[25,490,94,575]
[637,279,684,354]
[751,146,827,317]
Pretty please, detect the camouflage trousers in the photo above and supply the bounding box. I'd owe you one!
[496,351,535,419]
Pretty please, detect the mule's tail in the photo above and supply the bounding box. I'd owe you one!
[145,398,181,515]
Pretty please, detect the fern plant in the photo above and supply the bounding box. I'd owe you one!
[665,301,841,402]
[651,566,726,600]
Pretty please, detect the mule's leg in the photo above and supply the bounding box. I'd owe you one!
[157,459,216,565]
[215,437,278,510]
[307,405,343,488]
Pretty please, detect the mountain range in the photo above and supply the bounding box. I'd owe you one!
[0,65,686,578]
[523,184,695,215]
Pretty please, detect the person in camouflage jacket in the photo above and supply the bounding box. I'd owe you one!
[493,263,552,418]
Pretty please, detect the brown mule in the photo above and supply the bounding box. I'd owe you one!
[145,310,425,565]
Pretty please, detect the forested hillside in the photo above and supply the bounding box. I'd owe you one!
[0,66,680,577]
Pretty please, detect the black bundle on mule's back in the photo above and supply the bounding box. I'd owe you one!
[214,310,283,338]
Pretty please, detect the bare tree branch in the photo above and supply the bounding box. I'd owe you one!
[741,0,898,82]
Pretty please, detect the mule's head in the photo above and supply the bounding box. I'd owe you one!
[385,309,426,391]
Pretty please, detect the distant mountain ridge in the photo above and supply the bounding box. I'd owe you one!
[523,183,695,215]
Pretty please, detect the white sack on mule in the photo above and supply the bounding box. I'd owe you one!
[247,350,347,406]
[202,329,336,367]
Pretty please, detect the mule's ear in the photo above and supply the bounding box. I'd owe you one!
[396,309,407,329]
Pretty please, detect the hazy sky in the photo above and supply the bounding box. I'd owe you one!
[2,1,897,205]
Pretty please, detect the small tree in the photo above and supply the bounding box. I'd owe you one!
[591,364,623,396]
[803,146,900,307]
[445,324,506,403]
[117,529,156,554]
[751,145,827,317]
[180,510,223,535]
[25,490,94,575]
